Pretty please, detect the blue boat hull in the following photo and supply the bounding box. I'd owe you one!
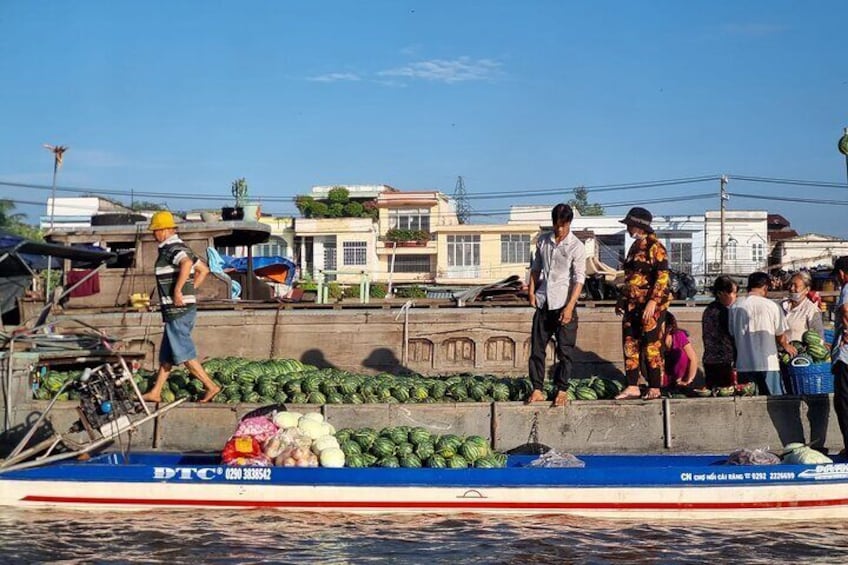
[2,452,848,519]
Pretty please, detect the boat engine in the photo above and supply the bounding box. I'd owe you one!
[74,364,145,438]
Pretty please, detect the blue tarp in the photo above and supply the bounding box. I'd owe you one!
[0,233,114,272]
[225,255,298,286]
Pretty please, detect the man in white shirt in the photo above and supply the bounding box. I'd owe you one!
[527,203,586,407]
[730,272,796,395]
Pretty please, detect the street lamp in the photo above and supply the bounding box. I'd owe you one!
[43,144,68,304]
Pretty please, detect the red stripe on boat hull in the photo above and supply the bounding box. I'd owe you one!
[21,496,848,510]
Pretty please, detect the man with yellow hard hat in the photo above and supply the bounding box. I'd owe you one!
[142,210,220,403]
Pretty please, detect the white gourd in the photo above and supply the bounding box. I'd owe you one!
[298,418,327,440]
[319,447,346,468]
[301,412,324,424]
[312,435,340,455]
[274,412,302,429]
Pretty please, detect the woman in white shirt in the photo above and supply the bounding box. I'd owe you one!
[781,271,824,343]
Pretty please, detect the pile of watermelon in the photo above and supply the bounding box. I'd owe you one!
[562,376,625,401]
[335,426,507,469]
[780,330,831,365]
[33,357,627,405]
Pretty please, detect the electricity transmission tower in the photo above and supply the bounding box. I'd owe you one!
[453,176,471,224]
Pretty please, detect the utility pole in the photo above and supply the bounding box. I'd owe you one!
[453,176,471,224]
[719,175,728,275]
[43,144,68,305]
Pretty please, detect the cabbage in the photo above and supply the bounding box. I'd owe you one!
[274,412,301,429]
[300,412,324,425]
[298,418,327,440]
[321,422,336,437]
[319,447,345,468]
[312,435,340,455]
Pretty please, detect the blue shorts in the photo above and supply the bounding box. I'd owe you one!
[159,309,198,365]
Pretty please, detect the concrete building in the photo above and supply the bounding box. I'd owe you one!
[40,197,139,230]
[772,233,848,271]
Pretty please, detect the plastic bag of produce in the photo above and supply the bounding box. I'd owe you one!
[234,415,279,443]
[527,449,585,468]
[726,449,781,465]
[222,435,263,464]
[229,455,272,467]
[781,443,833,465]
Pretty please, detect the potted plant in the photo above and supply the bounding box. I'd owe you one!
[222,177,248,220]
[384,228,431,246]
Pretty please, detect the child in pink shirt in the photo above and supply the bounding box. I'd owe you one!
[664,313,699,388]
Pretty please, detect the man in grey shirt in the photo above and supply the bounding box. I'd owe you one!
[527,203,586,406]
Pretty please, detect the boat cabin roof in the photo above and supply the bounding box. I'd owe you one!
[46,221,271,247]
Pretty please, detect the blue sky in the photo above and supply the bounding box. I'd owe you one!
[1,1,847,235]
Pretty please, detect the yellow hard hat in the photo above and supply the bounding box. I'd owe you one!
[148,210,177,231]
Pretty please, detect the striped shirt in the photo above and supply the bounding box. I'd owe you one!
[155,235,198,322]
[530,231,586,310]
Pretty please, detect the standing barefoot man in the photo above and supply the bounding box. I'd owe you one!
[142,211,220,403]
[527,203,586,407]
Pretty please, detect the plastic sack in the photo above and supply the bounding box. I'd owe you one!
[782,444,833,465]
[726,449,781,466]
[228,455,271,467]
[527,449,585,468]
[233,415,279,443]
[222,435,263,464]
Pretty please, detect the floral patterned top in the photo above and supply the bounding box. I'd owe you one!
[618,233,671,313]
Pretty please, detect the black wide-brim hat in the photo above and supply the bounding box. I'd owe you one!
[619,207,654,233]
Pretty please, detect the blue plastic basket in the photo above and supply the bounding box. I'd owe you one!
[824,329,835,345]
[788,362,834,395]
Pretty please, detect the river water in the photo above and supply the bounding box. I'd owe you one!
[1,510,847,564]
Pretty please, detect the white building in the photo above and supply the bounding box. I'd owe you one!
[41,197,139,230]
[772,233,848,270]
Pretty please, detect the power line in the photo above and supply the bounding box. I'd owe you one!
[730,175,848,189]
[465,176,719,200]
[728,192,848,206]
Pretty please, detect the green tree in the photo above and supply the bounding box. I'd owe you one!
[327,186,350,205]
[568,186,604,216]
[0,199,43,240]
[343,201,364,217]
[327,202,344,218]
[295,195,315,217]
[310,201,329,218]
[130,200,166,211]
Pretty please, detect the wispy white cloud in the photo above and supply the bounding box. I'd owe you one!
[721,23,787,37]
[377,57,502,84]
[306,72,362,83]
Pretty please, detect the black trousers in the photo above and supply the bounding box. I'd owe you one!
[704,362,734,389]
[833,361,848,452]
[528,306,578,392]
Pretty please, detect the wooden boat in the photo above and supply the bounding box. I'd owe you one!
[2,451,848,519]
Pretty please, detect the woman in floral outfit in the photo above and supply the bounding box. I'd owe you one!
[614,207,671,400]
